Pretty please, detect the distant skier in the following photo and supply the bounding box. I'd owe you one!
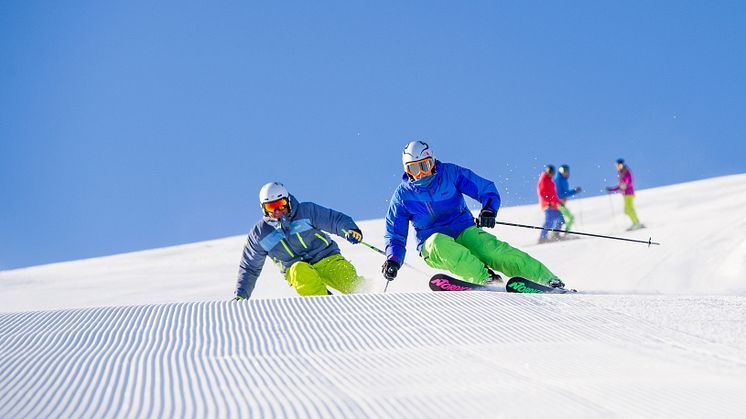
[554,164,582,234]
[233,182,365,300]
[537,165,565,243]
[606,159,644,230]
[382,141,565,289]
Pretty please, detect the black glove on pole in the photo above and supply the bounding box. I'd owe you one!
[478,198,496,228]
[382,260,400,281]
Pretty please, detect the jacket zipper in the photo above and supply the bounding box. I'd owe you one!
[280,219,302,259]
[425,189,436,221]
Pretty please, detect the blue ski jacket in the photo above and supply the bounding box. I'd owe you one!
[384,161,501,265]
[235,195,360,299]
[553,173,578,200]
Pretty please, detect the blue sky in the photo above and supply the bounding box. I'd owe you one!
[2,1,745,269]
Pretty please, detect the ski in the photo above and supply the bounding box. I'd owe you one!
[428,273,502,292]
[505,277,575,294]
[429,273,576,294]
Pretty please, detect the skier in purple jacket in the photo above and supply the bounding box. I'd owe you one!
[606,159,644,230]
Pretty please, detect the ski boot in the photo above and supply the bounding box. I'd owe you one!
[547,278,566,289]
[626,223,646,231]
[485,267,503,284]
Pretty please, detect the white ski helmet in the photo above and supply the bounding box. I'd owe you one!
[259,182,289,203]
[402,140,435,172]
[259,182,290,215]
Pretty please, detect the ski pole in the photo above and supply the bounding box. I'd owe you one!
[607,192,620,229]
[342,230,430,292]
[359,240,430,293]
[342,229,428,272]
[355,240,395,293]
[478,197,658,246]
[494,220,660,246]
[358,240,431,275]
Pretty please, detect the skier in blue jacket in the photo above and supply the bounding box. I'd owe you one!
[382,141,564,288]
[553,164,582,234]
[234,182,364,299]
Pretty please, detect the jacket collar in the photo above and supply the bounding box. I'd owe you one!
[402,161,442,192]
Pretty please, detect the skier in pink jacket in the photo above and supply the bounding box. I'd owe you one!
[606,159,644,230]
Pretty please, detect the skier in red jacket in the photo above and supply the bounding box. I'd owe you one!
[537,165,565,243]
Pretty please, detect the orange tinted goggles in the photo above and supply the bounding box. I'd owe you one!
[405,158,435,177]
[262,198,289,213]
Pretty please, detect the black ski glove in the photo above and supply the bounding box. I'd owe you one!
[382,260,400,281]
[478,208,497,228]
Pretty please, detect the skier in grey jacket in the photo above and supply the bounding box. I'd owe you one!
[234,182,364,299]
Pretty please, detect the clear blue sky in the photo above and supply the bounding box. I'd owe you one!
[2,1,745,269]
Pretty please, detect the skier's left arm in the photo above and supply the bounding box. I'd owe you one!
[562,186,578,199]
[305,202,362,244]
[454,165,501,213]
[608,171,629,192]
[557,178,578,198]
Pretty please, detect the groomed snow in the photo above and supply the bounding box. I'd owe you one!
[1,174,746,417]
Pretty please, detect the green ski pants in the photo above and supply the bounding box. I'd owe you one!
[558,205,575,232]
[420,226,559,285]
[623,195,640,225]
[285,254,361,296]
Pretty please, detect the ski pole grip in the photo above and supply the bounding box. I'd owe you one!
[475,198,493,228]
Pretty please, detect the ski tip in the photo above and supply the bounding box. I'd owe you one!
[429,274,477,291]
[506,277,578,294]
[429,273,499,292]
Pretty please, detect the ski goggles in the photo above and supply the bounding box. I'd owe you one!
[262,198,289,214]
[405,157,435,179]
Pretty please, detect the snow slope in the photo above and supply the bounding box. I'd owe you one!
[1,174,746,417]
[2,174,745,312]
[2,294,746,418]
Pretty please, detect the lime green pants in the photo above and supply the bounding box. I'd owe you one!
[558,205,575,232]
[420,226,558,285]
[285,254,361,296]
[623,195,640,225]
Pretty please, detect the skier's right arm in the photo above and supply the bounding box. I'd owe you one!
[607,181,621,192]
[608,171,627,192]
[555,176,577,199]
[384,192,411,267]
[235,227,268,299]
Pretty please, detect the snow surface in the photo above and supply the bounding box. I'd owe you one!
[1,174,746,417]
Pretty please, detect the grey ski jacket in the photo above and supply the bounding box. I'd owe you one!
[235,195,360,298]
